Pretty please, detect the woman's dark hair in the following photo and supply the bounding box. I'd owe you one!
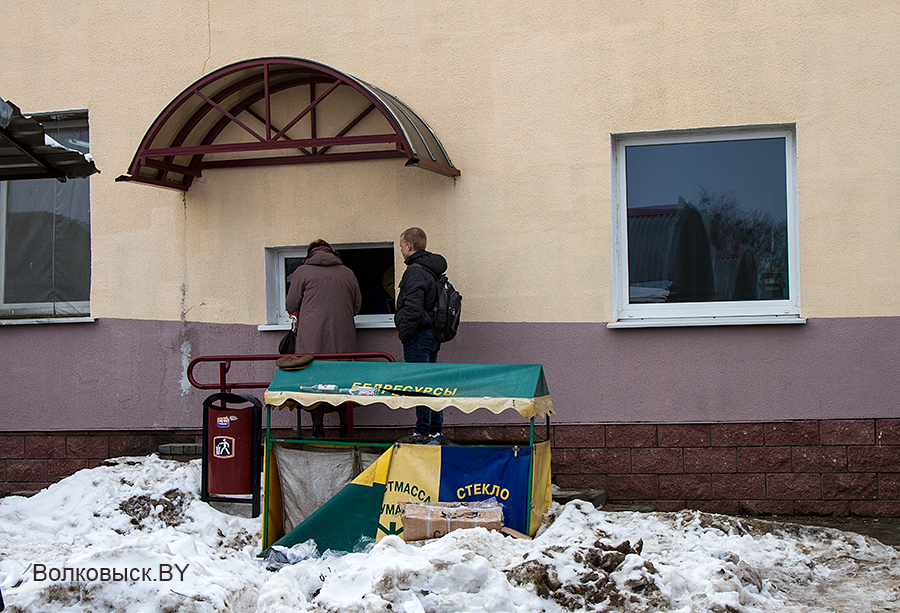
[306,239,336,257]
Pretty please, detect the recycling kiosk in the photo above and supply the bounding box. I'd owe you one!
[201,392,262,516]
[260,361,554,552]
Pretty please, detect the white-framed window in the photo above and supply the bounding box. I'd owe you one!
[610,124,802,327]
[263,242,396,329]
[1,111,91,320]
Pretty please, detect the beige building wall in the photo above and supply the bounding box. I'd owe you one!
[7,2,900,513]
[3,0,899,328]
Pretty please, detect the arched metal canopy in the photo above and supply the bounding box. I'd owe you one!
[116,57,459,191]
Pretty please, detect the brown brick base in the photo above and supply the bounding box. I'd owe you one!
[551,418,900,517]
[3,419,899,517]
[0,431,201,495]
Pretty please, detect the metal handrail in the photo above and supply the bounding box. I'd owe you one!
[186,352,396,393]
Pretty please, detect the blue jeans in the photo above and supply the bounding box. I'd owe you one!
[403,329,442,435]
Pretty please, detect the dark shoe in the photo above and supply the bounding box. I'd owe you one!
[339,423,348,438]
[395,434,423,444]
[426,432,443,445]
[411,432,429,444]
[312,426,325,438]
[275,355,314,371]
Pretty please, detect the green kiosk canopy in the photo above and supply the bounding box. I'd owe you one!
[263,361,553,418]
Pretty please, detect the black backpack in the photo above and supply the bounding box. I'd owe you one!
[431,273,462,342]
[412,264,462,342]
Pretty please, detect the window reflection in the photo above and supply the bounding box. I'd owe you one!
[625,138,789,304]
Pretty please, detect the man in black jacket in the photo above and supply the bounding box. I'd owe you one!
[395,227,448,441]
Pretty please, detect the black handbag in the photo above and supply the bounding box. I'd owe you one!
[278,329,296,354]
[279,311,299,354]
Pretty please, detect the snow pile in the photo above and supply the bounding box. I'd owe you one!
[1,456,899,612]
[0,456,265,612]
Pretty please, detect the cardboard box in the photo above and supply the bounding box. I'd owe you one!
[401,501,504,542]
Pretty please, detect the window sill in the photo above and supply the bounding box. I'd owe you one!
[259,316,396,332]
[0,316,96,326]
[607,315,806,329]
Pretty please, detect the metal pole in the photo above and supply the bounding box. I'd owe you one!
[262,404,272,550]
[526,416,535,536]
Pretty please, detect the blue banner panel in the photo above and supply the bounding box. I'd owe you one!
[438,445,532,533]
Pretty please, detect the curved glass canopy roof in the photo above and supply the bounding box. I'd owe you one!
[117,57,459,191]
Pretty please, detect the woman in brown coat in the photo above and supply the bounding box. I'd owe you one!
[285,239,362,437]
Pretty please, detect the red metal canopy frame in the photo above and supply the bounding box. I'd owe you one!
[116,57,459,190]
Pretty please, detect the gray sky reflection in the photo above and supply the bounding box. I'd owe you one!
[625,138,787,221]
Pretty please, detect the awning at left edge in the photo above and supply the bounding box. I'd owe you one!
[0,97,99,182]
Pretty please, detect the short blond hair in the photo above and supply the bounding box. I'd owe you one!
[401,227,427,251]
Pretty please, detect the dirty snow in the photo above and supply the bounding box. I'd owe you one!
[1,455,898,612]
